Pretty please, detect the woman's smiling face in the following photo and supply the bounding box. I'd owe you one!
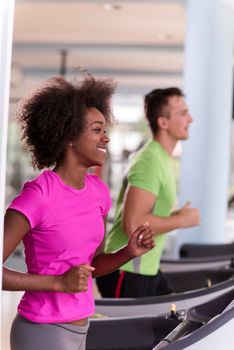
[72,107,110,168]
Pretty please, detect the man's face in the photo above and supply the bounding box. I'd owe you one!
[163,96,193,141]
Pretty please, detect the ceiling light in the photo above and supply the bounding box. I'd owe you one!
[157,33,172,42]
[103,3,122,11]
[157,33,167,42]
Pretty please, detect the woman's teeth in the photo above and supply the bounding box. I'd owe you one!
[97,147,106,153]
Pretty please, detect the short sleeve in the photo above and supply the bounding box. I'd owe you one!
[101,184,112,218]
[8,181,46,229]
[128,156,164,196]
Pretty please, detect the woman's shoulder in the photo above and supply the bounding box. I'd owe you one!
[86,173,110,192]
[22,170,56,198]
[86,173,111,215]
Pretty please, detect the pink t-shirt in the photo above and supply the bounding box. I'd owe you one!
[8,170,111,323]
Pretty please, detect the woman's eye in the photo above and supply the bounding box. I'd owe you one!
[94,128,101,133]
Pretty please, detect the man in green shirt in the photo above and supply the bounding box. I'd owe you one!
[97,87,200,297]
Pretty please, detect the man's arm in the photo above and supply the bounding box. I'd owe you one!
[122,185,200,236]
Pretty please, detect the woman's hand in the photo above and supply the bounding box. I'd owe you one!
[57,264,95,293]
[125,222,155,258]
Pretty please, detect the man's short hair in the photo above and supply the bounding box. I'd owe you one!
[144,87,184,134]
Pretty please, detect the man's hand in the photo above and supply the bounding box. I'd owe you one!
[125,222,155,258]
[176,201,201,228]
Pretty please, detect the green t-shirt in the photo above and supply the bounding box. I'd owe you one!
[105,140,177,275]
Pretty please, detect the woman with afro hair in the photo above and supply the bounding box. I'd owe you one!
[3,74,155,350]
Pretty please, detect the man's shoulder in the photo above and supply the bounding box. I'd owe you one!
[130,141,164,172]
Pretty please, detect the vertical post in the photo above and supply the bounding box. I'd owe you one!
[0,0,15,337]
[59,50,67,77]
[177,0,234,252]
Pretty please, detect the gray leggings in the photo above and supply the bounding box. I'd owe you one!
[10,314,90,350]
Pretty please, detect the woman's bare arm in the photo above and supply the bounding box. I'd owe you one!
[3,210,93,293]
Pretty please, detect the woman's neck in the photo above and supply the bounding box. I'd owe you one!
[53,163,87,190]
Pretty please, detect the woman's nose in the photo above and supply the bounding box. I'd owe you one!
[103,133,110,143]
